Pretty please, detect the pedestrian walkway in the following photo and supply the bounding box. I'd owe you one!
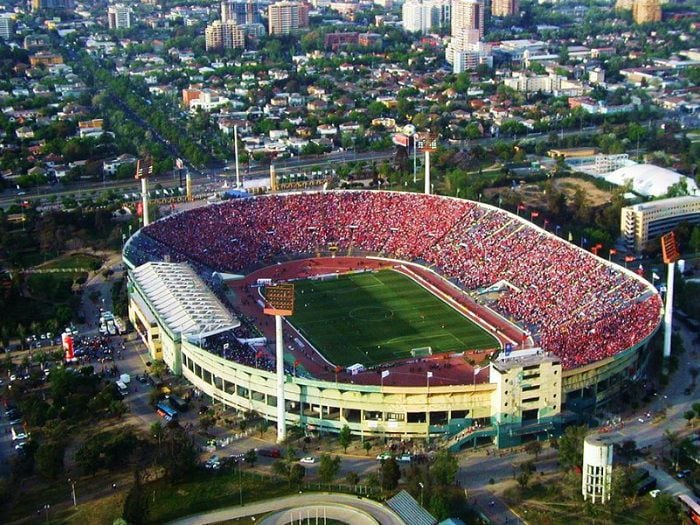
[167,493,406,525]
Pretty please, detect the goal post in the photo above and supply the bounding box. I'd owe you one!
[411,347,433,358]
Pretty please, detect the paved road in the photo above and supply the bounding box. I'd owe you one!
[167,493,405,525]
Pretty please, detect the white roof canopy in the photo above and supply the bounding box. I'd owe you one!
[133,262,239,338]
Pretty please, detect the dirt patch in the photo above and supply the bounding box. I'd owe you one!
[553,177,612,207]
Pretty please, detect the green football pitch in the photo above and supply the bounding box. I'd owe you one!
[289,270,499,368]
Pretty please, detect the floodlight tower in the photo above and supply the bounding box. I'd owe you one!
[135,157,153,227]
[234,124,241,188]
[416,133,437,195]
[660,232,680,362]
[263,283,295,443]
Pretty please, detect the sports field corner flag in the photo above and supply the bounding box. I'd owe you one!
[427,371,433,378]
[568,232,573,242]
[381,370,390,379]
[652,272,661,280]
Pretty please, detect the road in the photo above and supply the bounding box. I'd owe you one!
[167,492,405,525]
[1,123,613,211]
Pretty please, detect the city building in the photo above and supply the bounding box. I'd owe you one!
[108,4,133,30]
[621,195,700,251]
[221,0,260,25]
[452,0,484,41]
[633,0,662,23]
[402,0,451,34]
[205,20,246,51]
[0,15,15,42]
[582,434,615,504]
[492,0,519,17]
[31,0,74,11]
[447,0,487,72]
[503,72,585,96]
[268,1,310,35]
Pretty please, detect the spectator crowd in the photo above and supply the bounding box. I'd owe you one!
[131,191,662,370]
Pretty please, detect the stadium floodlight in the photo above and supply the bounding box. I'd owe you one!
[415,132,437,195]
[134,157,153,227]
[660,232,679,362]
[262,283,295,443]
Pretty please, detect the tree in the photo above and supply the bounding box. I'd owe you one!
[338,424,352,453]
[35,441,65,479]
[684,410,695,427]
[380,457,401,490]
[558,425,587,469]
[257,419,269,438]
[318,454,341,484]
[644,493,682,523]
[288,463,306,485]
[524,440,543,461]
[363,440,372,455]
[199,413,215,432]
[244,448,257,468]
[346,471,360,485]
[431,450,458,486]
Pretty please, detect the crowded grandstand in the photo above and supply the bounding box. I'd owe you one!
[125,191,662,372]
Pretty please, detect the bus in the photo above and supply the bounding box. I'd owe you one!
[156,402,179,422]
[678,494,700,525]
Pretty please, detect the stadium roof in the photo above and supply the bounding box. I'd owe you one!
[387,490,437,525]
[132,262,239,339]
[603,164,699,197]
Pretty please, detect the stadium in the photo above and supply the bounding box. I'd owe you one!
[123,190,663,449]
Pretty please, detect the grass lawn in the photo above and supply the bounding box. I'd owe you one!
[289,270,498,367]
[40,253,102,271]
[145,470,294,524]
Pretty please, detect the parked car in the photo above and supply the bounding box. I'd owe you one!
[376,452,392,461]
[299,456,316,464]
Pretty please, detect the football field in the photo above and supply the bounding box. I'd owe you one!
[289,270,498,367]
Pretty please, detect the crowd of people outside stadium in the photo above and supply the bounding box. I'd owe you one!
[131,191,662,370]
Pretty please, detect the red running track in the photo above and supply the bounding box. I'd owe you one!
[229,257,526,387]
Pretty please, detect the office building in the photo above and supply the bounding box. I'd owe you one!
[205,20,246,51]
[108,4,133,30]
[492,0,519,17]
[268,1,309,35]
[621,195,700,251]
[582,434,614,504]
[633,0,661,23]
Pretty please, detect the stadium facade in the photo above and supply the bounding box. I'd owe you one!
[124,191,662,449]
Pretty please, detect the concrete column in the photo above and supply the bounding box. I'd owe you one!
[141,177,150,227]
[424,151,431,195]
[276,314,286,443]
[663,261,675,359]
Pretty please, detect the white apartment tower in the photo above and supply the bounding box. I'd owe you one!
[108,4,132,30]
[268,1,310,35]
[403,0,451,34]
[0,15,15,41]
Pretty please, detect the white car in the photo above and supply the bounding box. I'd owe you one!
[12,432,28,441]
[649,489,661,498]
[299,456,316,464]
[376,452,392,461]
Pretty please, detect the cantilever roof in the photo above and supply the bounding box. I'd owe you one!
[132,262,239,339]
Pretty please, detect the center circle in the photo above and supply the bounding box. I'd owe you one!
[348,306,394,321]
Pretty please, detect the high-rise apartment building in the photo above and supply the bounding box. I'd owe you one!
[31,0,74,11]
[492,0,519,17]
[633,0,661,23]
[0,15,15,41]
[402,0,451,34]
[452,0,484,41]
[221,0,260,24]
[108,4,133,30]
[268,1,309,35]
[205,20,246,50]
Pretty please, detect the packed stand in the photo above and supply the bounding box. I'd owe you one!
[140,191,662,369]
